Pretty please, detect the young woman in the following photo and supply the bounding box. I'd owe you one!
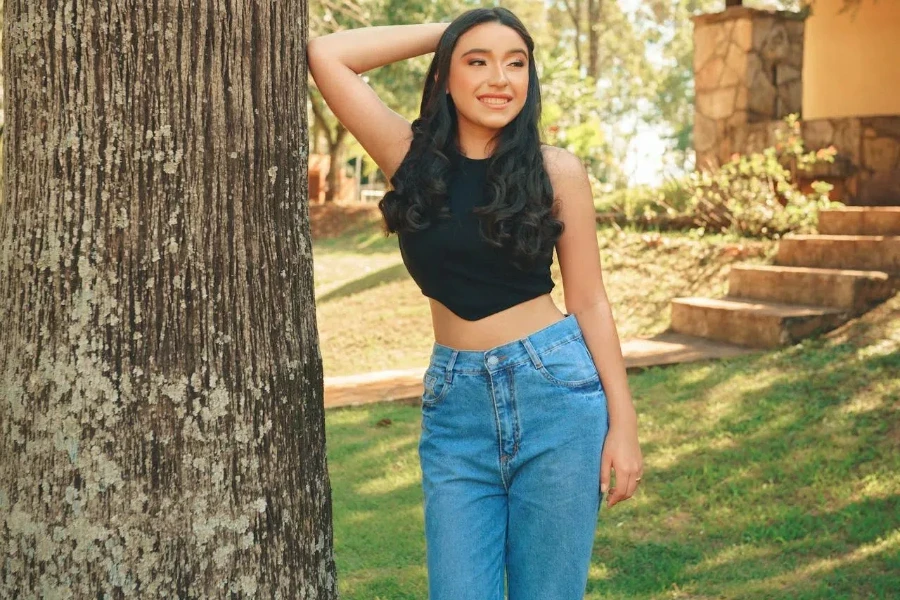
[308,7,643,599]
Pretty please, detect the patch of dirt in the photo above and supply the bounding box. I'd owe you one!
[824,291,900,348]
[309,201,383,240]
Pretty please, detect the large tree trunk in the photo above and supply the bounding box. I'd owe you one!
[0,1,337,598]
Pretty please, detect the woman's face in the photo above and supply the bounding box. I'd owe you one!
[446,22,530,135]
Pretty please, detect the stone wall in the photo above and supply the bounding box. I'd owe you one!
[802,116,900,205]
[692,5,900,206]
[716,116,900,206]
[693,6,805,170]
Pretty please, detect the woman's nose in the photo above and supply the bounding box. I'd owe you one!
[487,64,509,86]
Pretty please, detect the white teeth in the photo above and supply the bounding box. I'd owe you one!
[480,98,510,105]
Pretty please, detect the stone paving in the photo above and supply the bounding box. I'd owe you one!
[323,332,755,409]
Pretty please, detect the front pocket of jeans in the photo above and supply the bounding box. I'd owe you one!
[422,367,452,407]
[535,336,600,390]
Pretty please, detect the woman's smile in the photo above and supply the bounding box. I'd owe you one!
[478,95,513,109]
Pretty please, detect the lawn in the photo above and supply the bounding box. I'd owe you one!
[325,292,900,599]
[311,203,777,378]
[314,203,899,599]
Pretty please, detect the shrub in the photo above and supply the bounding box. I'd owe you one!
[598,115,845,238]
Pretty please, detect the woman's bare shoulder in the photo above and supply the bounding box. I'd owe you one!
[539,144,585,188]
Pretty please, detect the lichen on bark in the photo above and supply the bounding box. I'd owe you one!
[0,1,336,597]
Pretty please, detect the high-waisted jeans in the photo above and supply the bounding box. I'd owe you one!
[417,313,610,600]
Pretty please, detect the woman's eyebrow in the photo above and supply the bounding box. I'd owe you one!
[460,48,528,58]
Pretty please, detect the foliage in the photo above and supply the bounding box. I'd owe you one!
[634,0,720,164]
[308,0,469,199]
[599,115,845,238]
[538,55,618,183]
[596,178,692,220]
[308,0,660,188]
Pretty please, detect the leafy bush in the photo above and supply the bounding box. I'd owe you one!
[597,179,692,221]
[598,115,845,238]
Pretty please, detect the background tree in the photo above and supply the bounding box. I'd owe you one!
[543,0,654,187]
[0,1,337,597]
[554,0,602,79]
[308,0,469,202]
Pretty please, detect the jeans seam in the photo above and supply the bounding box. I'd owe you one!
[488,370,511,492]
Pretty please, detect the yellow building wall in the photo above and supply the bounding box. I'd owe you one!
[803,0,900,119]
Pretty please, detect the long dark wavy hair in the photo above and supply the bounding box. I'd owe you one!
[378,7,564,272]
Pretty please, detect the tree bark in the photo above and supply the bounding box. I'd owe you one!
[0,1,337,598]
[587,0,600,80]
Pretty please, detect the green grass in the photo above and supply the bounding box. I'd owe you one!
[312,212,778,377]
[326,294,900,599]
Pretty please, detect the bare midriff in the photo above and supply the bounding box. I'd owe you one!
[429,293,566,351]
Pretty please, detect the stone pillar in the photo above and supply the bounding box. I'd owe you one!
[692,5,806,169]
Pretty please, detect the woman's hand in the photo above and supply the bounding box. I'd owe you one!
[600,421,643,508]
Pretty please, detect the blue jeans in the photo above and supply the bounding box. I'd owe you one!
[418,313,610,600]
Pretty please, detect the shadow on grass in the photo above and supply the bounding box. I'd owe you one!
[316,262,410,304]
[326,403,431,598]
[588,338,899,599]
[326,295,898,599]
[590,495,898,599]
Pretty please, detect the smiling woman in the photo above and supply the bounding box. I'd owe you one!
[450,35,530,125]
[307,7,643,600]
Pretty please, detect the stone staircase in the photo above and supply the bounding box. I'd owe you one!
[670,207,900,348]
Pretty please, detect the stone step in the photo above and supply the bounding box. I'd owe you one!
[729,265,896,312]
[818,207,900,236]
[775,235,900,274]
[670,296,848,349]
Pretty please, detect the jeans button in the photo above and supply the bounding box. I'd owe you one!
[487,356,499,367]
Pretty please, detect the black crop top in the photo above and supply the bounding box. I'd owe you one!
[397,151,555,321]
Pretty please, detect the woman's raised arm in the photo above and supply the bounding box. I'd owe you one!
[307,24,449,179]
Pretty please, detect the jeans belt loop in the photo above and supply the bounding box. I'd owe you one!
[521,338,543,370]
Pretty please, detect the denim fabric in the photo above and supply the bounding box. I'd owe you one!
[418,313,610,600]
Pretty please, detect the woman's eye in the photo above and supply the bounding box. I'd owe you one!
[467,59,526,67]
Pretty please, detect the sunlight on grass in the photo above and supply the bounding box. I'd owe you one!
[722,529,900,599]
[587,562,613,583]
[344,510,377,525]
[327,409,370,426]
[326,319,900,598]
[687,543,776,574]
[856,338,899,359]
[355,469,422,496]
[856,472,900,499]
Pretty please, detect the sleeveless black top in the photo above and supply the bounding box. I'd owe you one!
[397,150,555,321]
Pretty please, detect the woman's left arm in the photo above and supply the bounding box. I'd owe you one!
[543,147,644,509]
